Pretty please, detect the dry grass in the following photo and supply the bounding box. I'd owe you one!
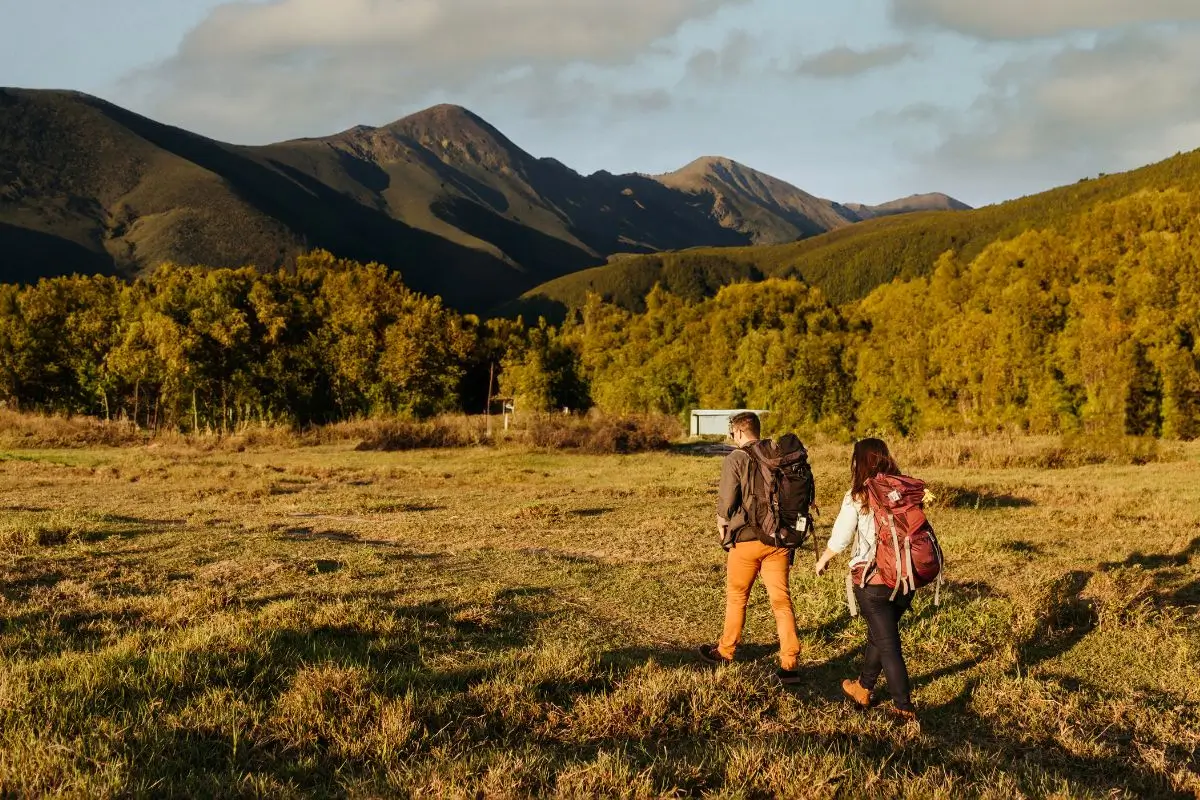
[1,438,1198,797]
[347,415,493,451]
[889,432,1180,470]
[0,410,683,455]
[0,409,148,448]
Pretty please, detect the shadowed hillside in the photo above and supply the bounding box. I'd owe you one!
[0,88,964,311]
[0,89,524,309]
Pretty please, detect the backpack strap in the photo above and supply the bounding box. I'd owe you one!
[887,513,904,602]
[933,537,945,607]
[905,536,916,596]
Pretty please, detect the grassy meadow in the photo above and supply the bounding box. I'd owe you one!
[1,434,1199,798]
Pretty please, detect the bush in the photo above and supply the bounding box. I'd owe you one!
[351,416,491,452]
[0,409,147,448]
[525,414,682,454]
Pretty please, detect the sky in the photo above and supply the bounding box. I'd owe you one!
[2,0,1198,207]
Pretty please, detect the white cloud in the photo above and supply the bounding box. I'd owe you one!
[794,43,918,78]
[684,30,756,83]
[130,0,747,142]
[918,29,1200,197]
[891,0,1200,39]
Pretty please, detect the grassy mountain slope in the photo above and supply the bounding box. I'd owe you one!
[519,148,1200,311]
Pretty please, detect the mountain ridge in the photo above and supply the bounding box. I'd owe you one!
[0,88,968,310]
[846,192,971,220]
[651,156,862,243]
[515,146,1200,317]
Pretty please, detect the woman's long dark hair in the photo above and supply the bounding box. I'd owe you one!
[851,438,901,506]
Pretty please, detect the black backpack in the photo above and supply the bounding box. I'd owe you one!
[743,434,816,550]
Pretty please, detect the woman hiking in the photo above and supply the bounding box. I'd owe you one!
[814,438,935,727]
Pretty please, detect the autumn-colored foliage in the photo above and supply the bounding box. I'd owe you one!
[3,190,1199,438]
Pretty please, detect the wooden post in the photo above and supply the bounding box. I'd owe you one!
[485,362,495,438]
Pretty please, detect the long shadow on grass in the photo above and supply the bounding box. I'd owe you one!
[111,589,557,797]
[1104,535,1200,571]
[1169,579,1200,608]
[838,571,1185,797]
[935,487,1036,510]
[0,606,149,658]
[0,569,67,600]
[1015,570,1096,668]
[1100,536,1200,610]
[914,675,1194,798]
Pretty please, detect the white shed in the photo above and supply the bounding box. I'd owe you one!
[690,409,770,437]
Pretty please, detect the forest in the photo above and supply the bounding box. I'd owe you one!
[1,189,1198,439]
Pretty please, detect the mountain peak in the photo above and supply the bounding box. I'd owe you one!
[667,155,751,179]
[650,155,857,243]
[371,103,529,170]
[394,103,486,129]
[850,192,972,220]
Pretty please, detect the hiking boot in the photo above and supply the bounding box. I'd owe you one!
[841,678,872,709]
[777,668,803,686]
[697,644,732,665]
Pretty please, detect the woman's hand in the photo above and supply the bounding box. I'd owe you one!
[813,547,838,576]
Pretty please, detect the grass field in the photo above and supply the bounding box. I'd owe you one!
[2,438,1199,798]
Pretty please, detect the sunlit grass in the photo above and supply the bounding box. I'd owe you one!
[1,440,1198,797]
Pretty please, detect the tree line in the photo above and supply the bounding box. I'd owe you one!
[2,190,1198,438]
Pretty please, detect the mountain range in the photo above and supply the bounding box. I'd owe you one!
[517,144,1200,317]
[0,88,967,311]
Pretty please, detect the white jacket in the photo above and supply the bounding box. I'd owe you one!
[827,490,876,572]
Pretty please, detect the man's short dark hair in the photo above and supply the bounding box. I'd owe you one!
[729,412,761,438]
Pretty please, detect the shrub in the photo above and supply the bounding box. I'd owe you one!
[525,414,682,454]
[0,409,146,448]
[351,416,490,452]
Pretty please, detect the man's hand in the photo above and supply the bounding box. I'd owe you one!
[716,515,729,543]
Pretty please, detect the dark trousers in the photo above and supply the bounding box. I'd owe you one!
[853,584,915,711]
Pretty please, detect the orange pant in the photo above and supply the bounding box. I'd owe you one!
[717,540,800,670]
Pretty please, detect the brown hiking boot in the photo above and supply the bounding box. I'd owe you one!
[841,678,871,709]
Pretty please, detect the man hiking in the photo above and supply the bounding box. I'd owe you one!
[698,411,811,685]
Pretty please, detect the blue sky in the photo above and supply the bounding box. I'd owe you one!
[3,0,1198,206]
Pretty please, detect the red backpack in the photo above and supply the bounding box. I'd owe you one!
[854,473,945,605]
